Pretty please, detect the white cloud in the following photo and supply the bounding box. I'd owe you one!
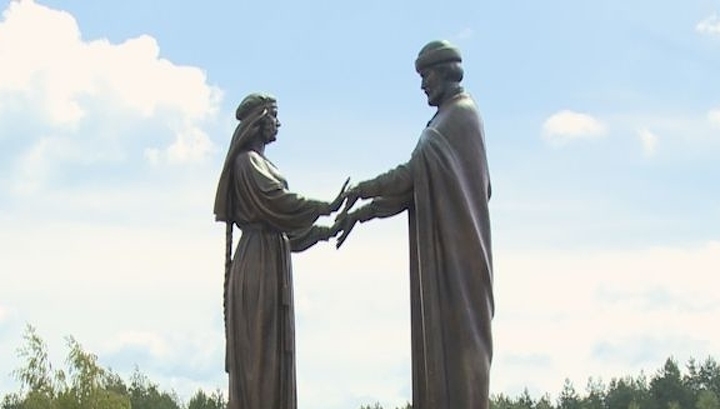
[709,109,720,128]
[11,136,59,194]
[144,124,215,166]
[542,110,606,145]
[105,331,171,358]
[0,0,222,177]
[10,133,129,194]
[493,240,720,398]
[637,128,658,157]
[696,13,720,35]
[455,27,474,40]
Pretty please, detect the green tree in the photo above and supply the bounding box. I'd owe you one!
[535,394,556,409]
[187,389,226,409]
[650,358,693,409]
[491,393,515,409]
[57,336,130,409]
[11,325,57,403]
[558,379,580,409]
[582,377,605,409]
[358,402,411,409]
[127,369,181,409]
[360,403,384,409]
[698,358,720,399]
[695,389,719,409]
[2,325,130,409]
[517,388,535,409]
[605,374,649,409]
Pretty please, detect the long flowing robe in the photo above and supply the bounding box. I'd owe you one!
[224,150,327,409]
[359,90,494,409]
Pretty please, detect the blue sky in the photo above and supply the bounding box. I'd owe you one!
[1,0,719,408]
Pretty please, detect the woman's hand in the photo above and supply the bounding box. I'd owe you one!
[321,177,351,215]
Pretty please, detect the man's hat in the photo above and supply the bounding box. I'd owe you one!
[415,40,462,73]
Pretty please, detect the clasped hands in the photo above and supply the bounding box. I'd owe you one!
[318,177,366,248]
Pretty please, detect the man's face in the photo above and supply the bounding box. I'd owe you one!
[420,67,446,107]
[261,105,281,143]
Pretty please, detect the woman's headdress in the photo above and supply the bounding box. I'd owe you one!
[213,93,277,222]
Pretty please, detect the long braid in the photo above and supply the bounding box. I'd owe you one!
[224,221,232,335]
[223,161,235,354]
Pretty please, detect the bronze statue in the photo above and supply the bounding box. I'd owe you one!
[337,40,495,409]
[213,93,345,409]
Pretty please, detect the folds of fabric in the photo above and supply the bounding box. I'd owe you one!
[224,150,324,409]
[362,92,494,409]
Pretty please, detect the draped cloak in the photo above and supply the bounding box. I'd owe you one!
[360,91,494,409]
[220,149,326,409]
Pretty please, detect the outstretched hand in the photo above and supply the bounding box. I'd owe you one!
[339,184,362,215]
[326,177,351,214]
[314,224,338,242]
[333,208,359,249]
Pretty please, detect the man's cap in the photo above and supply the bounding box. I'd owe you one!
[415,40,462,72]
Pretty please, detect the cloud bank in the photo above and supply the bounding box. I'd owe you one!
[0,0,222,194]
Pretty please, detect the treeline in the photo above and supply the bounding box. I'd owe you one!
[490,356,720,409]
[1,326,225,409]
[4,326,720,409]
[362,356,720,409]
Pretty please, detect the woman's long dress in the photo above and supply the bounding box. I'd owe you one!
[226,150,326,409]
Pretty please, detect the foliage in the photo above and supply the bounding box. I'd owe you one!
[360,403,411,409]
[5,325,720,409]
[483,356,720,409]
[186,389,225,409]
[1,325,226,409]
[360,357,720,409]
[125,369,181,409]
[2,325,129,409]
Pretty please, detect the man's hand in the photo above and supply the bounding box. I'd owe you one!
[333,209,359,249]
[339,184,362,215]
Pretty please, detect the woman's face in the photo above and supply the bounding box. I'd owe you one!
[261,105,281,143]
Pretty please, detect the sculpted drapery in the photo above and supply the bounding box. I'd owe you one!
[214,94,334,409]
[214,39,495,409]
[223,150,328,409]
[352,89,494,409]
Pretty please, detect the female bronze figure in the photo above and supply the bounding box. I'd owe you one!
[214,93,344,409]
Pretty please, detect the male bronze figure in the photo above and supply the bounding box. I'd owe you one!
[337,40,494,409]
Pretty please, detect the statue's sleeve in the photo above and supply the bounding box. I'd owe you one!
[356,192,413,222]
[357,161,413,198]
[235,152,326,232]
[357,135,430,198]
[287,225,330,252]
